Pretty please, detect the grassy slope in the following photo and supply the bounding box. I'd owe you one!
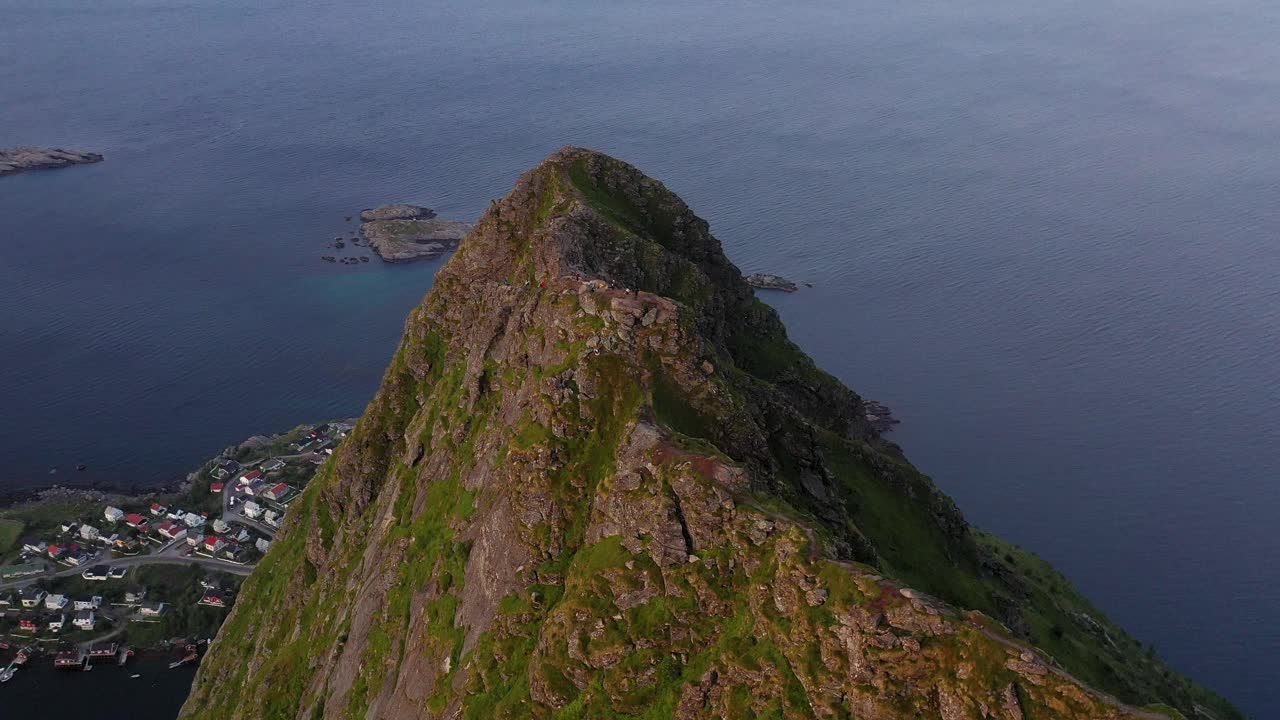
[0,518,23,558]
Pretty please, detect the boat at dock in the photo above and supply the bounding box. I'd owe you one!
[168,644,200,669]
[13,646,34,665]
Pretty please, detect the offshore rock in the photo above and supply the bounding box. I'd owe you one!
[745,272,798,292]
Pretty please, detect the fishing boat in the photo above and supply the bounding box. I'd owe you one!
[0,666,16,683]
[169,645,199,669]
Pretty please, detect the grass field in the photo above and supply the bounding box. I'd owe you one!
[0,518,25,556]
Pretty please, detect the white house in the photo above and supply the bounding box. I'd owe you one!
[263,510,281,528]
[256,537,271,553]
[182,512,206,528]
[45,593,69,610]
[73,610,96,630]
[48,614,66,631]
[187,533,205,547]
[140,600,165,617]
[73,596,102,611]
[79,524,100,542]
[104,506,125,523]
[212,519,230,534]
[242,501,263,519]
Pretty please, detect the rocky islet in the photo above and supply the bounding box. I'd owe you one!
[0,146,103,177]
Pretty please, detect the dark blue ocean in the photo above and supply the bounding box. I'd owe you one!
[2,0,1276,715]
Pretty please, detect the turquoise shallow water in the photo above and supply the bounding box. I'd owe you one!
[2,0,1277,714]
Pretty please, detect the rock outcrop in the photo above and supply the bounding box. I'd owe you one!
[745,272,798,292]
[0,146,103,176]
[359,204,472,262]
[360,204,438,222]
[181,148,1240,720]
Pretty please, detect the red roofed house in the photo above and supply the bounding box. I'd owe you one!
[150,503,166,516]
[203,535,226,554]
[157,521,187,541]
[264,483,293,502]
[210,482,224,494]
[18,619,38,632]
[47,544,65,559]
[124,514,147,528]
[239,470,262,485]
[200,592,227,607]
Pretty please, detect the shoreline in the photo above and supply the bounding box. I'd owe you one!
[0,417,358,513]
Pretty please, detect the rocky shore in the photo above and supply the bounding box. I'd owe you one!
[0,146,103,177]
[358,204,472,262]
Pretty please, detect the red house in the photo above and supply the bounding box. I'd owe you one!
[124,513,147,528]
[210,483,224,494]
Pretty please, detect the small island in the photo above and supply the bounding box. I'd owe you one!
[0,146,103,177]
[358,204,472,263]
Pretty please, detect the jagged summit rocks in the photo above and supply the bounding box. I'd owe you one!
[358,203,472,262]
[181,148,1239,720]
[0,146,103,176]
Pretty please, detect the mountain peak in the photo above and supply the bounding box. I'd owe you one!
[441,146,743,318]
[181,152,1240,720]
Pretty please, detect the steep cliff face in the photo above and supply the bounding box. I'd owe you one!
[181,148,1238,720]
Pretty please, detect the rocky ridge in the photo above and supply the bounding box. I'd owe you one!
[181,148,1239,720]
[0,146,103,176]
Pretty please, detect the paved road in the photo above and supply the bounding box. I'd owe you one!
[104,554,254,576]
[0,547,255,591]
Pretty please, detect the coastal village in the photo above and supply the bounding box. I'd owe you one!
[0,421,351,682]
